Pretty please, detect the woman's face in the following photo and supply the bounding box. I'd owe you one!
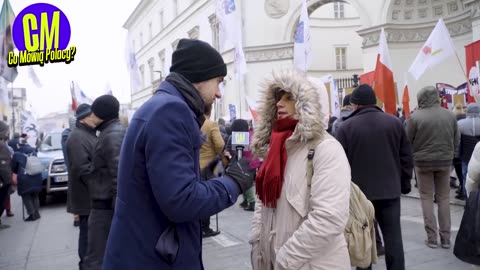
[276,91,296,119]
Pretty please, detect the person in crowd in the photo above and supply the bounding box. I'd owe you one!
[250,70,351,269]
[465,141,480,270]
[336,84,413,270]
[11,136,42,221]
[225,119,260,212]
[62,117,79,227]
[199,104,225,238]
[83,95,126,270]
[452,103,467,189]
[2,139,14,219]
[332,94,353,135]
[406,86,459,249]
[66,104,97,270]
[103,39,254,269]
[0,121,12,230]
[8,132,20,152]
[457,103,480,200]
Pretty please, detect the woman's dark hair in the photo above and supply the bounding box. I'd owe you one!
[231,119,249,132]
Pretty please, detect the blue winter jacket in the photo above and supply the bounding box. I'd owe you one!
[103,81,241,270]
[12,144,42,196]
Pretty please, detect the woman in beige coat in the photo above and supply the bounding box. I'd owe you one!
[249,70,351,270]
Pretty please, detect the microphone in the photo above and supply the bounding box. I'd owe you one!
[231,131,250,160]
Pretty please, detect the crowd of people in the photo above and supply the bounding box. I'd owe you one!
[1,37,479,270]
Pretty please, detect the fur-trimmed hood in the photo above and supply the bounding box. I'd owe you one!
[252,70,326,158]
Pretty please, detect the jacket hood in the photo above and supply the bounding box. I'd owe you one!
[417,86,440,108]
[252,70,326,158]
[466,103,480,117]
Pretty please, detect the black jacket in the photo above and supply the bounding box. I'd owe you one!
[335,106,414,200]
[90,119,126,208]
[66,122,97,215]
[0,141,12,186]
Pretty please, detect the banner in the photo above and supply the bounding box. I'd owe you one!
[466,40,480,101]
[228,104,236,122]
[20,110,38,147]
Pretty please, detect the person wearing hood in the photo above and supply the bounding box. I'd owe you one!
[335,84,413,270]
[406,86,459,249]
[103,39,254,270]
[249,70,351,270]
[332,94,354,136]
[457,103,480,200]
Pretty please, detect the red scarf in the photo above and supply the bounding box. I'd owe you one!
[256,117,298,208]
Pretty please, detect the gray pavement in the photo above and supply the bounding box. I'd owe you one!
[0,190,474,270]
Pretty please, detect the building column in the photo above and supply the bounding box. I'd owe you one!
[465,0,480,41]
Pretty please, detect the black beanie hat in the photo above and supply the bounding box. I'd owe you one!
[343,94,351,106]
[350,84,377,105]
[75,104,92,120]
[91,95,120,121]
[170,39,227,83]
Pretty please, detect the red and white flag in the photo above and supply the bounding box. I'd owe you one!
[70,81,93,111]
[373,28,396,115]
[245,96,258,122]
[402,73,411,119]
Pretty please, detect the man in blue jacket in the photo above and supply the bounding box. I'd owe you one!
[103,39,253,270]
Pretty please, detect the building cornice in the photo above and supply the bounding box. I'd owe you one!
[358,10,472,48]
[123,0,154,29]
[222,43,294,64]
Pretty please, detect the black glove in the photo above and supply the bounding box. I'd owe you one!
[224,157,254,193]
[200,157,220,181]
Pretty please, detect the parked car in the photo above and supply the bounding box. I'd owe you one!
[36,130,68,205]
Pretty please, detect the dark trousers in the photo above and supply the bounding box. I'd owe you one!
[453,157,463,187]
[357,198,405,270]
[201,217,210,231]
[78,215,89,270]
[22,192,40,216]
[83,209,113,270]
[0,184,10,218]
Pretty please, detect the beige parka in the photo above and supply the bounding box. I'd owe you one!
[249,70,351,270]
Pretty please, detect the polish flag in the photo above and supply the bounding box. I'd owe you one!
[373,28,396,115]
[70,81,93,111]
[246,96,258,122]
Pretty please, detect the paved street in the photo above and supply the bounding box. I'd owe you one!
[0,187,474,270]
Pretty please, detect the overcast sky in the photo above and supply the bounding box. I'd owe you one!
[9,0,140,118]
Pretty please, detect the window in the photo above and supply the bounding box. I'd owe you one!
[148,22,153,40]
[159,10,164,30]
[139,65,145,88]
[334,2,345,18]
[209,14,219,50]
[335,47,347,70]
[173,0,178,17]
[159,50,165,79]
[139,32,144,47]
[148,58,155,83]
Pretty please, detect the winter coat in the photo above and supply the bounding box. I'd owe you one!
[61,128,71,169]
[89,119,126,208]
[250,71,351,270]
[335,106,414,200]
[406,86,460,167]
[467,142,480,196]
[199,118,224,171]
[66,122,97,216]
[0,141,12,186]
[103,81,241,270]
[331,107,354,136]
[458,104,480,163]
[11,144,42,196]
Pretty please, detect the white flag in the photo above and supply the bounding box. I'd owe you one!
[294,0,311,72]
[216,0,247,77]
[28,66,42,88]
[408,18,456,80]
[125,34,142,92]
[320,74,340,118]
[20,110,38,147]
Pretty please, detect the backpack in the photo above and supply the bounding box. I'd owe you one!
[24,153,43,176]
[306,149,377,268]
